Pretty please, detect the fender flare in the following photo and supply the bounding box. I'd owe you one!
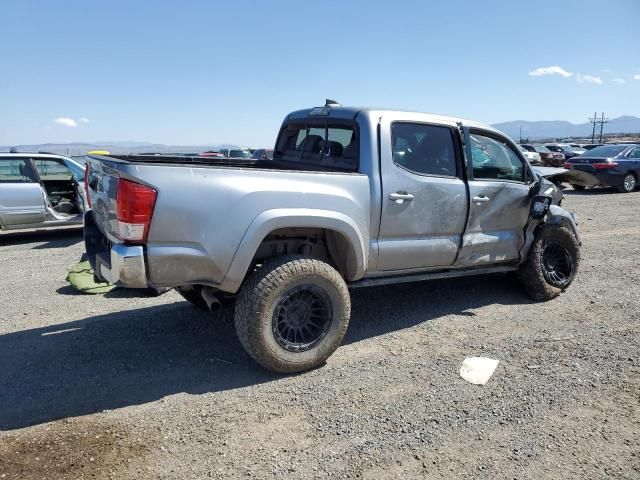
[220,208,368,292]
[520,205,581,263]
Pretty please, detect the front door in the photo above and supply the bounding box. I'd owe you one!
[377,118,468,271]
[0,157,46,227]
[457,129,532,266]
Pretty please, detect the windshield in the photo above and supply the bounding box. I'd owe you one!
[583,145,628,157]
[228,149,252,159]
[533,145,551,153]
[62,158,86,181]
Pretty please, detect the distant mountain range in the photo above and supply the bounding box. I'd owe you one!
[491,115,640,140]
[2,115,639,154]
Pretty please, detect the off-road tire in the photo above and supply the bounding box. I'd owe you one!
[234,256,350,373]
[617,172,637,193]
[519,224,580,301]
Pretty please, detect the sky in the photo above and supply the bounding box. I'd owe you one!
[1,0,639,146]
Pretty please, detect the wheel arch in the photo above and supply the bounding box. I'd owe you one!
[220,208,368,293]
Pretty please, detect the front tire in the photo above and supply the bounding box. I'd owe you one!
[618,172,637,193]
[234,256,351,373]
[519,225,580,301]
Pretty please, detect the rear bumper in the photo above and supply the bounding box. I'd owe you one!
[570,167,625,188]
[96,244,148,288]
[84,211,149,288]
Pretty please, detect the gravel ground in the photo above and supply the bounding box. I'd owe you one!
[1,188,639,479]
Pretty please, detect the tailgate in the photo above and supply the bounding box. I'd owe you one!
[86,155,158,243]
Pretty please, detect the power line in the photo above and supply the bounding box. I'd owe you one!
[589,112,609,144]
[598,112,609,143]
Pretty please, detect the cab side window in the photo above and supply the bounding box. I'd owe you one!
[391,123,457,177]
[470,133,525,182]
[0,158,37,183]
[629,148,640,159]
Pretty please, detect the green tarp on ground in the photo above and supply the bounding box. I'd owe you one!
[66,260,116,294]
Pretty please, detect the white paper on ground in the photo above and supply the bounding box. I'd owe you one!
[459,357,500,385]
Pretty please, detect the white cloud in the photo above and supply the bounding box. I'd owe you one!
[529,66,573,78]
[634,74,640,80]
[80,117,90,124]
[53,117,78,128]
[612,78,625,84]
[576,74,602,84]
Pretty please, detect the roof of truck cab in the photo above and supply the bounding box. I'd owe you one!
[286,106,508,137]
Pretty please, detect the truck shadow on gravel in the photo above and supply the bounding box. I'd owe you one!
[0,227,83,249]
[0,274,530,431]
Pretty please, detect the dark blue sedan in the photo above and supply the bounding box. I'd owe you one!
[565,144,640,193]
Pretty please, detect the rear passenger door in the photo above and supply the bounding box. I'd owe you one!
[0,157,46,227]
[456,129,532,266]
[377,118,468,271]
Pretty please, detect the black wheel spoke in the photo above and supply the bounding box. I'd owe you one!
[271,284,333,353]
[542,242,574,287]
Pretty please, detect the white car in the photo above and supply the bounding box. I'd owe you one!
[0,153,87,231]
[518,145,542,165]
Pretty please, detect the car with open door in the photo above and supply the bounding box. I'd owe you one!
[0,153,87,231]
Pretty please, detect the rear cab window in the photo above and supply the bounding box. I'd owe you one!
[274,119,358,171]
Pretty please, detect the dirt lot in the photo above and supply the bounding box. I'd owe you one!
[1,188,639,479]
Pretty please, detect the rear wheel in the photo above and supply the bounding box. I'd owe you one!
[234,256,350,373]
[618,172,637,193]
[519,225,580,301]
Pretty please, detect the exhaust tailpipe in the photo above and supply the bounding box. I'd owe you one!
[201,287,222,312]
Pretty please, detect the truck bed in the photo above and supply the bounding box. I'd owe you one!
[100,154,355,173]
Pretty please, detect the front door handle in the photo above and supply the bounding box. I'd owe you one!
[389,192,414,204]
[472,195,491,204]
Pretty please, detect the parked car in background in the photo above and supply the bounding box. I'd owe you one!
[582,144,604,150]
[217,148,252,159]
[251,148,274,160]
[0,153,87,231]
[84,103,581,373]
[545,144,585,159]
[199,150,224,158]
[564,144,640,193]
[518,145,541,165]
[521,144,564,167]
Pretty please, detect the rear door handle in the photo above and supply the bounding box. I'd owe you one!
[389,192,414,203]
[472,195,491,203]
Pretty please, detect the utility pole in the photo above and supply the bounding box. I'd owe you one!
[598,112,609,143]
[589,111,598,144]
[519,125,523,144]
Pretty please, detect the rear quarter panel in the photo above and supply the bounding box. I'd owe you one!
[91,159,371,290]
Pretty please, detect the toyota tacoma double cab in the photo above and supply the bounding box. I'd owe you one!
[84,102,581,373]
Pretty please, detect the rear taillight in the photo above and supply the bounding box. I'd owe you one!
[564,162,573,169]
[84,165,91,208]
[115,179,157,243]
[593,162,618,170]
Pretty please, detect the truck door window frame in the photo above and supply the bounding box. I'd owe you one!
[389,121,465,180]
[466,129,533,184]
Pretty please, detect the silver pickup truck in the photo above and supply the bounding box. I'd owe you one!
[84,103,581,373]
